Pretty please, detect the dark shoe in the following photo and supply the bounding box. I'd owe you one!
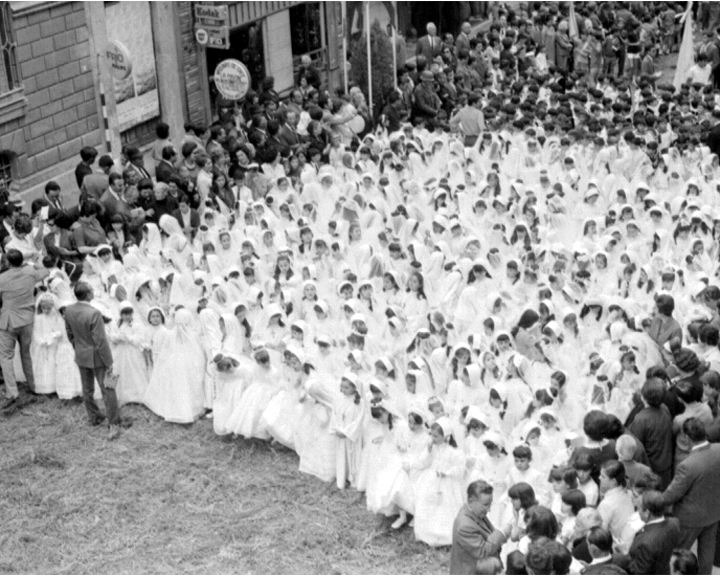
[108,425,121,441]
[90,416,107,426]
[1,397,19,410]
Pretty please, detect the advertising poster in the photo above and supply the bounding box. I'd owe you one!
[105,1,160,132]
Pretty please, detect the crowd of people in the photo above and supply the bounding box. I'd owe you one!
[3,1,720,575]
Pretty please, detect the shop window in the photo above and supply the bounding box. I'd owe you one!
[290,3,322,57]
[0,2,19,94]
[0,152,13,194]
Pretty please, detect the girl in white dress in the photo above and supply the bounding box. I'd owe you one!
[143,308,206,423]
[295,369,338,483]
[226,348,279,439]
[211,353,248,436]
[262,346,306,449]
[110,301,150,406]
[329,372,365,489]
[31,293,63,395]
[144,307,169,377]
[413,417,466,547]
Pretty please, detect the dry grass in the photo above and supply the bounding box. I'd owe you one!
[0,396,449,574]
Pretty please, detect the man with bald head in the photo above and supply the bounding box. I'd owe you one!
[416,22,443,62]
[455,22,472,56]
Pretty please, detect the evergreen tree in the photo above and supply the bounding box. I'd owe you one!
[349,19,395,116]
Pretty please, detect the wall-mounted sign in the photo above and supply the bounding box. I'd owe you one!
[214,59,251,100]
[195,28,209,45]
[104,41,132,81]
[195,23,230,49]
[194,4,228,22]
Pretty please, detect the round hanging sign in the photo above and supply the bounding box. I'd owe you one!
[214,59,251,100]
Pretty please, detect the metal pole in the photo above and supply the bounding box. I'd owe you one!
[366,1,373,113]
[342,0,348,93]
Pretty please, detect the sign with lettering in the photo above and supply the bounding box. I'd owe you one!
[195,23,230,49]
[194,4,228,22]
[104,41,132,80]
[214,59,251,100]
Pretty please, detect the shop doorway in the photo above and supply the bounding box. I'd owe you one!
[206,21,266,92]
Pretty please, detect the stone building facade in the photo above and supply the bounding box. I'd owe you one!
[0,1,100,199]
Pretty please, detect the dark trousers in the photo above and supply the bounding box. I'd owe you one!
[679,522,718,575]
[79,366,120,426]
[0,323,34,398]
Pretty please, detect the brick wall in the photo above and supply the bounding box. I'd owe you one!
[12,1,100,177]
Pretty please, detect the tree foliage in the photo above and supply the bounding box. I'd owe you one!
[349,19,395,113]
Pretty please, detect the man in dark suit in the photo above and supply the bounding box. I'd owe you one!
[172,194,201,239]
[450,481,507,574]
[64,282,122,440]
[74,146,97,189]
[416,22,443,63]
[413,70,442,123]
[455,21,472,57]
[0,249,49,409]
[662,417,720,575]
[277,111,304,155]
[627,490,681,574]
[155,146,179,184]
[582,527,628,574]
[44,180,79,230]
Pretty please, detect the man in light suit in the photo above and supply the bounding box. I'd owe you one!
[64,282,122,440]
[80,154,114,201]
[663,417,720,574]
[0,249,49,409]
[415,22,443,63]
[450,481,507,574]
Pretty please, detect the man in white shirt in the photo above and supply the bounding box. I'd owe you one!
[686,54,712,85]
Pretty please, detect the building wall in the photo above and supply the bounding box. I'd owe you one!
[8,1,100,187]
[178,2,208,128]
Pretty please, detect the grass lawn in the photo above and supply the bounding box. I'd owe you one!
[0,395,448,574]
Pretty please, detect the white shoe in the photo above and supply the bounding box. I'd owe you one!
[391,512,407,529]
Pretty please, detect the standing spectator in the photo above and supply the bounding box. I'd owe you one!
[450,480,507,574]
[416,22,443,63]
[155,146,179,184]
[413,70,442,124]
[673,378,714,466]
[297,54,321,90]
[627,490,681,575]
[629,378,674,488]
[662,418,720,575]
[81,154,114,202]
[449,93,485,146]
[0,249,49,409]
[455,22,472,57]
[555,21,573,74]
[64,282,123,440]
[151,122,171,169]
[75,146,98,189]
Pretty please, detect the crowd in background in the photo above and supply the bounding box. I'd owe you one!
[2,2,720,575]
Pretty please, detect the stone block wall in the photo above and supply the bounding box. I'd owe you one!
[7,1,100,183]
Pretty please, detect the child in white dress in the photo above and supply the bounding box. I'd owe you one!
[110,301,150,406]
[143,309,206,423]
[329,372,365,489]
[30,293,63,395]
[413,417,466,547]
